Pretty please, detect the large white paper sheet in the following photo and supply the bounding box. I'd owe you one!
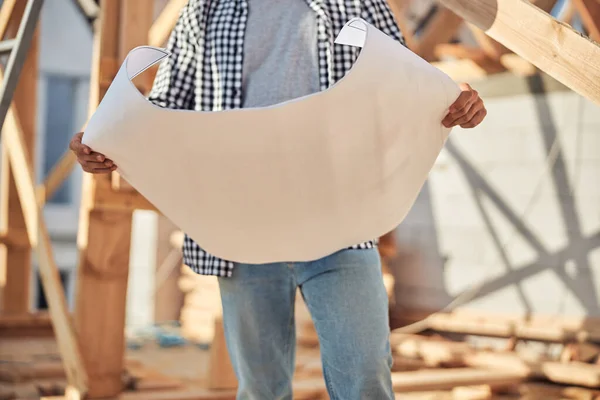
[83,18,461,264]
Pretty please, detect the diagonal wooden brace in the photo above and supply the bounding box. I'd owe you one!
[3,103,88,395]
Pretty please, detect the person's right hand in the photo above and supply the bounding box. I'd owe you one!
[69,132,117,174]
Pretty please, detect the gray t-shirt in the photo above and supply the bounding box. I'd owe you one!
[242,0,320,108]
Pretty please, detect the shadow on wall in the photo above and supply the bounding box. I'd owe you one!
[388,73,600,327]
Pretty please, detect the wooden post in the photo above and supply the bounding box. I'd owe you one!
[0,1,38,314]
[74,1,153,397]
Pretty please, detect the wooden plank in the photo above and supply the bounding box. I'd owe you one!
[4,105,87,393]
[413,7,464,61]
[464,351,600,388]
[572,0,600,41]
[38,151,77,207]
[438,0,600,105]
[391,333,600,388]
[391,368,523,392]
[408,311,600,342]
[0,311,55,337]
[148,0,188,47]
[514,382,600,399]
[0,360,65,382]
[296,367,523,394]
[0,1,36,314]
[119,388,237,400]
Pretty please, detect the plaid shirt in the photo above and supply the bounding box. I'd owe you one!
[149,0,405,277]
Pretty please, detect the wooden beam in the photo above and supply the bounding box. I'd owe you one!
[0,1,36,314]
[0,311,54,337]
[37,151,77,207]
[413,7,465,61]
[4,104,87,394]
[438,0,600,105]
[148,0,188,47]
[400,311,600,342]
[75,1,154,398]
[467,0,556,62]
[572,0,600,41]
[391,368,523,392]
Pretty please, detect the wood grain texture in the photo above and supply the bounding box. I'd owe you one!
[438,0,600,105]
[0,2,37,314]
[75,1,159,397]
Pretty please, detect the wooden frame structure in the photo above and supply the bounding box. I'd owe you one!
[0,0,599,398]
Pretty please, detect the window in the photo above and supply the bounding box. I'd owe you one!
[43,75,77,204]
[36,270,70,310]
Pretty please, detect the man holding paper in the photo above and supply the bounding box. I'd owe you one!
[70,1,486,399]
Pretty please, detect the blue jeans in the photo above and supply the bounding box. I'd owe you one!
[218,248,394,400]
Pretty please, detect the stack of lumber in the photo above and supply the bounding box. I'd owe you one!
[10,309,600,399]
[0,337,187,400]
[297,310,600,399]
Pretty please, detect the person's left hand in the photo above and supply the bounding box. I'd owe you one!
[442,83,487,129]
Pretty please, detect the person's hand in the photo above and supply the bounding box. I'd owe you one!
[442,83,487,129]
[69,132,117,174]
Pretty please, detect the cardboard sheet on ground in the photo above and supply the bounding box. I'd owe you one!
[83,18,461,264]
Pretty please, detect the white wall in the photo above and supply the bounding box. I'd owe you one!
[39,0,93,76]
[390,73,600,318]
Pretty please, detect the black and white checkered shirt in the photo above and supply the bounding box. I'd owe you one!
[149,0,405,277]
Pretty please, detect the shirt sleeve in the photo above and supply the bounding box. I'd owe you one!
[147,9,198,111]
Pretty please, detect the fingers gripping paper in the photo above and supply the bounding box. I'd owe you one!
[83,19,461,264]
